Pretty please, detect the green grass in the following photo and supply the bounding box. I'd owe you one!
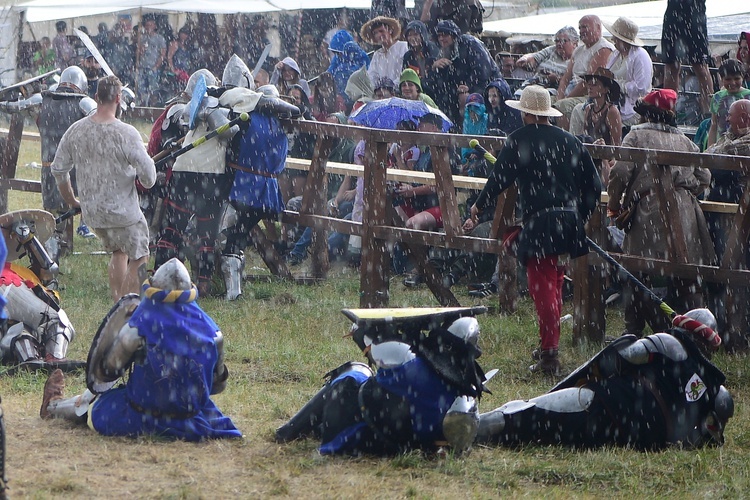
[1,135,750,496]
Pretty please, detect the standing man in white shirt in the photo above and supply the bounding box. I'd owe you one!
[52,76,156,302]
[361,16,409,88]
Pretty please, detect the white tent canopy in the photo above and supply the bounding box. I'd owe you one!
[18,0,382,22]
[483,0,750,45]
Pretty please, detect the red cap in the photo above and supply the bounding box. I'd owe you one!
[642,89,677,112]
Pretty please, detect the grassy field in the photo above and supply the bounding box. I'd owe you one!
[1,136,749,498]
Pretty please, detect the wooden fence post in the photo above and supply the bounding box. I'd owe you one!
[359,137,390,307]
[0,114,24,214]
[302,135,334,279]
[572,206,605,344]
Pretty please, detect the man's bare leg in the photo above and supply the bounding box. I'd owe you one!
[109,253,149,302]
[109,250,129,302]
[663,61,681,93]
[124,256,149,297]
[692,62,713,116]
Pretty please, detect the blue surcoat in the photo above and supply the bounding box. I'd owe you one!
[89,293,241,441]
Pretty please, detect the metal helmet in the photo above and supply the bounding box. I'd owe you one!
[151,258,192,291]
[184,69,217,96]
[684,308,718,333]
[715,385,734,421]
[256,84,279,98]
[59,66,87,94]
[222,54,254,90]
[447,316,480,346]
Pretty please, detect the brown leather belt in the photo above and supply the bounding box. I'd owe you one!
[42,162,52,168]
[228,162,277,178]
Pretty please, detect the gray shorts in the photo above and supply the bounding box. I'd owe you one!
[553,96,587,118]
[92,217,150,260]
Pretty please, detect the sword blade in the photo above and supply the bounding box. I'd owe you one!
[252,44,272,77]
[74,28,114,77]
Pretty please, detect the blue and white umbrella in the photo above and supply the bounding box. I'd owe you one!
[349,97,453,132]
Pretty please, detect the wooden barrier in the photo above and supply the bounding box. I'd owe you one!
[3,115,750,349]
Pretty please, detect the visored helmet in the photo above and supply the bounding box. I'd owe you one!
[256,84,279,98]
[222,54,254,90]
[184,69,217,96]
[151,258,192,291]
[59,66,87,94]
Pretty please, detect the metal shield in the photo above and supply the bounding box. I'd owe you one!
[188,74,207,130]
[86,293,141,394]
[0,209,56,261]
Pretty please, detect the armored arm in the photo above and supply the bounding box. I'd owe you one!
[101,324,145,374]
[211,330,229,394]
[79,96,97,117]
[616,333,688,365]
[205,105,239,142]
[0,93,42,116]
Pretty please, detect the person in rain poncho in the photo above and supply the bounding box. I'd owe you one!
[422,20,500,128]
[460,93,488,165]
[270,56,311,100]
[401,20,439,81]
[484,79,522,136]
[328,32,370,105]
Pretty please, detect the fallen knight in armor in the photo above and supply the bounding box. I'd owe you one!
[0,210,82,370]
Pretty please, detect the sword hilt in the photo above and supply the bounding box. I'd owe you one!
[469,139,497,164]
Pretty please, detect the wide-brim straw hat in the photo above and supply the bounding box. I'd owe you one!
[582,67,622,103]
[0,209,56,261]
[505,85,562,117]
[603,17,644,47]
[360,16,401,45]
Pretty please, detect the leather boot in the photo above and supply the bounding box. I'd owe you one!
[529,349,561,376]
[40,368,65,419]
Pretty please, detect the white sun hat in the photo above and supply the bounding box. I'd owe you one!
[505,85,562,117]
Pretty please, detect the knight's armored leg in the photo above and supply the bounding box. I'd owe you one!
[40,309,75,361]
[12,332,42,364]
[275,362,373,443]
[195,175,230,297]
[477,387,598,446]
[195,214,221,297]
[41,369,95,422]
[153,176,193,271]
[442,395,479,454]
[220,252,244,301]
[0,323,43,366]
[153,227,181,270]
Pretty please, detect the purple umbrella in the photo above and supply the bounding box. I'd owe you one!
[349,97,453,132]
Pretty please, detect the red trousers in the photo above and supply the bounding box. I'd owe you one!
[526,256,565,350]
